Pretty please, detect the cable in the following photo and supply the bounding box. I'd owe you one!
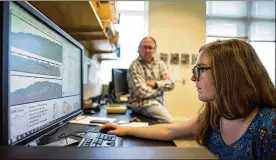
[45,128,59,136]
[58,133,68,147]
[56,130,87,146]
[56,129,98,146]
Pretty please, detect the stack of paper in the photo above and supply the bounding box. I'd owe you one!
[69,115,117,126]
[117,120,149,127]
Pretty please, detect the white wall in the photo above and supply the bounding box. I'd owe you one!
[83,49,102,100]
[148,1,206,120]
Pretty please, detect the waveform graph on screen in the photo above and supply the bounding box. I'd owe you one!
[10,76,62,106]
[10,4,63,78]
[9,5,65,107]
[10,8,63,63]
[63,101,72,114]
[10,52,61,77]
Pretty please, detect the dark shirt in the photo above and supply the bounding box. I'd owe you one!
[206,108,275,160]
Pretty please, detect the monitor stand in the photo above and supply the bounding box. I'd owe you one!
[26,139,39,147]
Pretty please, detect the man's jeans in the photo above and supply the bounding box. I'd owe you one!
[130,102,174,124]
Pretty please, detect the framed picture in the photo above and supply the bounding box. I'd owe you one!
[170,53,179,65]
[181,53,190,65]
[191,54,197,65]
[159,52,168,64]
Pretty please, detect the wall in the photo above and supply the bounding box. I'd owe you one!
[83,49,102,100]
[148,2,206,120]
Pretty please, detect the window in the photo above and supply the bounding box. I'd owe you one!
[251,42,275,85]
[117,1,145,11]
[206,1,275,84]
[100,1,149,84]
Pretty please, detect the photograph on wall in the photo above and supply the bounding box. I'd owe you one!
[170,53,179,65]
[181,53,190,65]
[159,52,168,64]
[191,54,197,65]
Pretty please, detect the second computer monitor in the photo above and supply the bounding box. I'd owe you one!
[111,68,128,103]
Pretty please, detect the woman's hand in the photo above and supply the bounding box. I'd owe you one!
[100,123,129,136]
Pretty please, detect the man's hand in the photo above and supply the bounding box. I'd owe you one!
[146,80,157,89]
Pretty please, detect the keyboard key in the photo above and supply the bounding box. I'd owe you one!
[90,143,96,147]
[96,144,101,147]
[103,135,108,140]
[100,134,105,139]
[98,140,103,145]
[111,136,116,141]
[111,142,115,146]
[86,139,92,143]
[107,136,112,141]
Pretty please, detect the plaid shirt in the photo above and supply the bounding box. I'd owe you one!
[127,56,174,109]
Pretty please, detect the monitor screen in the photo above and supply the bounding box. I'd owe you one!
[112,69,128,100]
[6,2,83,145]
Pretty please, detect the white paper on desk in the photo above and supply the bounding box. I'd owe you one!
[119,122,149,127]
[69,115,117,126]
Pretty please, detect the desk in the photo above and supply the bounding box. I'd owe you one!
[8,105,216,159]
[38,105,176,147]
[1,146,217,159]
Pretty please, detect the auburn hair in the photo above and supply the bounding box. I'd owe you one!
[195,39,276,146]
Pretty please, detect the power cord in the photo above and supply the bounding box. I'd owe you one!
[56,130,89,146]
[57,133,68,147]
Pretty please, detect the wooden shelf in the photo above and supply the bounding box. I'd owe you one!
[92,1,119,23]
[29,1,117,54]
[95,52,118,61]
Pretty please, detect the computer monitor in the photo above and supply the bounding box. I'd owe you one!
[0,1,83,146]
[110,69,128,103]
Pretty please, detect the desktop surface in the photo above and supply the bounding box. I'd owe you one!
[38,105,176,147]
[38,123,175,147]
[0,104,216,159]
[91,104,163,125]
[0,146,217,159]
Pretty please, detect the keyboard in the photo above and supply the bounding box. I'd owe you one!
[78,132,123,147]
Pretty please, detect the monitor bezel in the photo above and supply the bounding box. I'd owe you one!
[1,1,84,146]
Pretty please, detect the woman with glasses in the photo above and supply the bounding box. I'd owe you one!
[101,39,275,159]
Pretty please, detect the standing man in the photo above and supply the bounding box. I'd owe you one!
[127,37,175,123]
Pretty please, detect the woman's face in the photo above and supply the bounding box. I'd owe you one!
[191,51,217,102]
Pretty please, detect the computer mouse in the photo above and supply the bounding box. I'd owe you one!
[100,128,113,134]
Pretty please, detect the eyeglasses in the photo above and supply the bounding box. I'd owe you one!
[192,65,212,80]
[139,45,155,51]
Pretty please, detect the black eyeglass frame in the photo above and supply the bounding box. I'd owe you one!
[139,45,155,50]
[192,65,212,80]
